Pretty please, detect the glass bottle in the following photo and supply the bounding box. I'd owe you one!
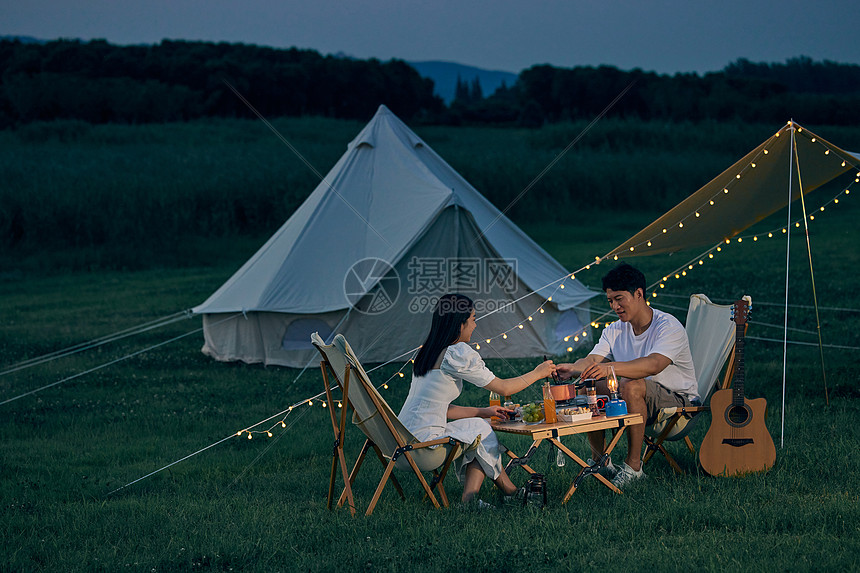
[585,378,600,417]
[489,391,501,421]
[542,381,557,424]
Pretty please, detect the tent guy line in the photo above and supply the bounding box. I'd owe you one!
[0,310,193,378]
[473,80,636,249]
[0,313,240,406]
[649,292,859,313]
[221,79,392,250]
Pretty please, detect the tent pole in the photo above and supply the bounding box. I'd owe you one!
[792,138,830,406]
[781,125,795,449]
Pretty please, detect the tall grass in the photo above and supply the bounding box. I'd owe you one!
[3,116,858,273]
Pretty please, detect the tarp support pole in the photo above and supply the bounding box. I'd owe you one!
[792,136,830,406]
[781,125,794,449]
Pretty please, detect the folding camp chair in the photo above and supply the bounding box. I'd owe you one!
[312,333,469,516]
[642,294,742,472]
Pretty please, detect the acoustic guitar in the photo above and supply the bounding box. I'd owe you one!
[699,298,776,476]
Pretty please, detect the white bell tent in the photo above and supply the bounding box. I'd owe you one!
[193,105,597,367]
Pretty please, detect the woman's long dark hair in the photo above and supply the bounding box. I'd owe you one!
[413,294,475,377]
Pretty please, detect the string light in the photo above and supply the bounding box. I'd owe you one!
[599,127,856,259]
[641,171,854,301]
[237,126,857,442]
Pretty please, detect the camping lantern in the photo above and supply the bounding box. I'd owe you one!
[607,366,619,400]
[523,473,547,507]
[605,366,628,417]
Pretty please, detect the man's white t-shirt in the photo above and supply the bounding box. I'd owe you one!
[590,308,699,400]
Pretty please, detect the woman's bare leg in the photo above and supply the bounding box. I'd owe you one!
[461,460,485,503]
[493,468,518,496]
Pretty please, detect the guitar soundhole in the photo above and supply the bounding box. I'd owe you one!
[726,404,751,427]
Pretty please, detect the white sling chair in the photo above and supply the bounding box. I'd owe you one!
[642,294,740,472]
[312,332,473,516]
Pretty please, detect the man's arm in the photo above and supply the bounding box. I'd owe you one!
[556,354,608,380]
[580,352,671,381]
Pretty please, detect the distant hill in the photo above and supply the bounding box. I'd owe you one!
[0,35,45,44]
[410,61,519,103]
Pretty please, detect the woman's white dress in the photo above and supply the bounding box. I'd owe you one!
[398,342,504,482]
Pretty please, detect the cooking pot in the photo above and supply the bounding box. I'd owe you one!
[549,383,578,402]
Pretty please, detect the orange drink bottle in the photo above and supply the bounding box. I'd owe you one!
[489,391,501,421]
[542,382,557,423]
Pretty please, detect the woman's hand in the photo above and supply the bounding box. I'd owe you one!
[482,405,514,419]
[532,359,556,381]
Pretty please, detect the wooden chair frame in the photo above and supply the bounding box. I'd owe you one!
[315,336,463,516]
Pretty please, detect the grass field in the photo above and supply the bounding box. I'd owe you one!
[1,117,859,571]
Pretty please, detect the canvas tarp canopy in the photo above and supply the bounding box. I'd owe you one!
[605,122,860,259]
[192,105,597,367]
[595,120,859,447]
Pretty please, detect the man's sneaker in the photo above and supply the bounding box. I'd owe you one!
[587,456,618,479]
[610,462,646,489]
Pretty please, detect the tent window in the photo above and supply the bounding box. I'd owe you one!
[554,309,584,342]
[282,318,333,351]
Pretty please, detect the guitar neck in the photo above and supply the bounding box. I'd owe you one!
[732,321,745,406]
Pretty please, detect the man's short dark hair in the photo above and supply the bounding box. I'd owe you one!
[602,263,646,296]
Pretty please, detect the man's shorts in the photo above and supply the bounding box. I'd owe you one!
[643,379,697,425]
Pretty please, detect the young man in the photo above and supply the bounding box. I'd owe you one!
[557,263,698,488]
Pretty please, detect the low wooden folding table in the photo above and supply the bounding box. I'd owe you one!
[492,413,643,502]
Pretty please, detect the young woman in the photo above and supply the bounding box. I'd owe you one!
[398,294,556,506]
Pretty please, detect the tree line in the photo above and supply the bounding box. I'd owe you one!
[0,39,443,127]
[1,38,859,128]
